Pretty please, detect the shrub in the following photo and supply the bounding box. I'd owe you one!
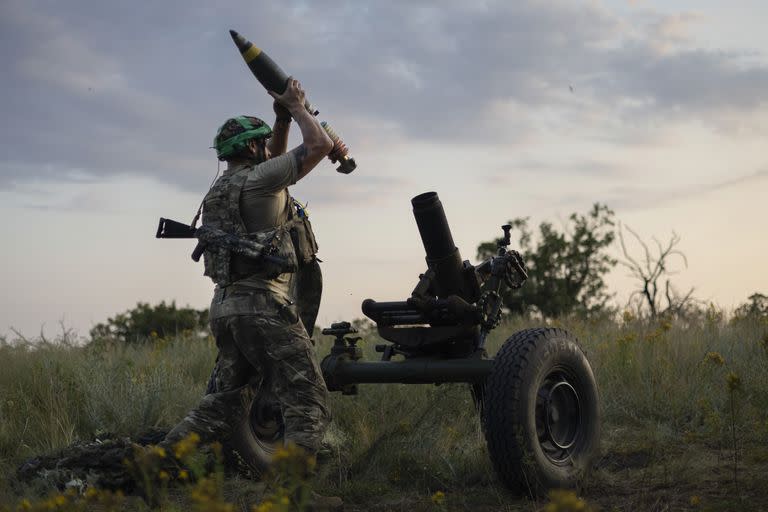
[90,301,208,344]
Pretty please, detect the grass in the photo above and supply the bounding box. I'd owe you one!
[1,311,767,511]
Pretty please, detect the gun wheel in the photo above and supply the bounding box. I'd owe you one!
[482,328,600,496]
[228,392,284,476]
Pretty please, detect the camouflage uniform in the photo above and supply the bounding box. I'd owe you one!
[163,288,329,452]
[163,126,329,454]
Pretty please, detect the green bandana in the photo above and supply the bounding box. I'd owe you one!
[213,116,273,159]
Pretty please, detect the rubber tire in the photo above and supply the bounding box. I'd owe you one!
[482,328,600,496]
[227,391,284,476]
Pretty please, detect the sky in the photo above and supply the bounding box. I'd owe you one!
[1,0,766,339]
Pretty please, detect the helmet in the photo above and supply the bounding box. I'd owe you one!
[213,116,273,160]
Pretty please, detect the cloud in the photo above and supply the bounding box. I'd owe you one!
[486,159,628,185]
[702,167,768,193]
[555,167,768,210]
[291,174,411,206]
[0,1,213,191]
[2,0,768,197]
[648,12,704,54]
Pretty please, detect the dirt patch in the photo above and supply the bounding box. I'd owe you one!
[596,449,653,470]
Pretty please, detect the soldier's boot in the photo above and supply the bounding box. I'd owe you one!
[306,491,343,511]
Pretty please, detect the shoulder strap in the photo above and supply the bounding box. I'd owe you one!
[227,166,253,233]
[191,161,223,228]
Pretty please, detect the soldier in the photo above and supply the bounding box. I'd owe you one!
[162,78,343,464]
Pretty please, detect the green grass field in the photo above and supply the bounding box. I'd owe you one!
[1,312,767,511]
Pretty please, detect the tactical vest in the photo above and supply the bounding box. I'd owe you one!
[201,165,319,287]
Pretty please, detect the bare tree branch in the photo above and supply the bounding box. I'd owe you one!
[618,223,695,318]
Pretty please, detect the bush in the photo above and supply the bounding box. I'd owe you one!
[476,203,616,318]
[90,301,209,344]
[732,292,768,323]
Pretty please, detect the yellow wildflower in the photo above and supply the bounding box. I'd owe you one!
[705,352,725,366]
[252,500,274,512]
[690,495,701,506]
[644,329,663,343]
[173,432,201,459]
[159,470,170,481]
[616,333,636,346]
[431,490,446,505]
[544,489,591,512]
[178,469,189,480]
[726,372,742,392]
[272,445,292,462]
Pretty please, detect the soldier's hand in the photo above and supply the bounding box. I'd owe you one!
[269,77,305,114]
[273,99,292,122]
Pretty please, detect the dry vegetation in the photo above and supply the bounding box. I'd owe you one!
[1,310,767,511]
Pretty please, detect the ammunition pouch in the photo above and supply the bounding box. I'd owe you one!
[232,225,298,280]
[262,225,299,277]
[203,245,230,286]
[290,214,319,265]
[286,196,321,336]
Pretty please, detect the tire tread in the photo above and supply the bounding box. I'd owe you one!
[483,328,589,494]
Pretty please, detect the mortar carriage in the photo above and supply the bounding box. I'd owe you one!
[231,191,601,495]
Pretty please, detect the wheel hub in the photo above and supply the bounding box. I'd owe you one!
[546,381,579,449]
[250,400,284,443]
[536,373,582,462]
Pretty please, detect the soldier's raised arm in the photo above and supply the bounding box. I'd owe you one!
[269,78,333,181]
[267,100,291,156]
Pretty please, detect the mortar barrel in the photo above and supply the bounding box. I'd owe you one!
[411,192,465,298]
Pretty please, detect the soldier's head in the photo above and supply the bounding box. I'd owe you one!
[213,116,273,164]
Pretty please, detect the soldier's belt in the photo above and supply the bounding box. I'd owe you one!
[211,287,277,318]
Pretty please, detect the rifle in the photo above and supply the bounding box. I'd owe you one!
[155,217,289,267]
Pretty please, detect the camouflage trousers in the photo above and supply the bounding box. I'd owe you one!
[162,289,330,453]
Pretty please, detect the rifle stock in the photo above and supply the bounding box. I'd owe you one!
[156,217,196,239]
